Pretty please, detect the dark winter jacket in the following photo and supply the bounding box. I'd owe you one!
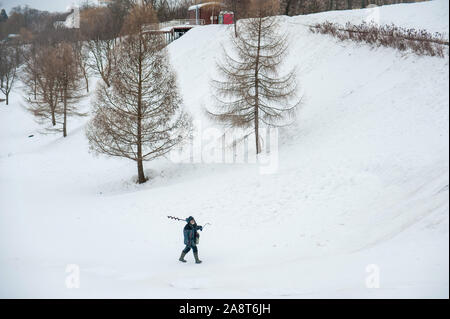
[184,216,202,246]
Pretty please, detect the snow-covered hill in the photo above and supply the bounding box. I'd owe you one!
[0,0,448,298]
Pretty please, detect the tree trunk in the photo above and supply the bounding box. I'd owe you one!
[51,110,56,126]
[102,74,111,88]
[5,81,9,105]
[233,1,238,37]
[34,76,37,100]
[254,17,262,155]
[137,158,146,184]
[51,95,56,126]
[83,68,89,93]
[63,85,67,138]
[255,104,260,154]
[33,51,37,100]
[136,34,146,184]
[285,0,292,15]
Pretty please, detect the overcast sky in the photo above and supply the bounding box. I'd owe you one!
[1,0,92,13]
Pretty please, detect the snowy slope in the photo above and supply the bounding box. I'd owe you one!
[0,0,448,298]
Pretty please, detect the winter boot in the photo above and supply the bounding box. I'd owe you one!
[194,252,202,264]
[179,251,187,263]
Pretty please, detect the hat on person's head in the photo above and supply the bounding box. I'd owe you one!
[186,216,195,223]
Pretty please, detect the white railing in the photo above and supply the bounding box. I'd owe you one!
[144,19,205,32]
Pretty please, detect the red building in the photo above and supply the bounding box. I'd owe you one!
[188,2,226,25]
[222,12,234,24]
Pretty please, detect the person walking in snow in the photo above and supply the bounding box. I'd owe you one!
[179,216,203,264]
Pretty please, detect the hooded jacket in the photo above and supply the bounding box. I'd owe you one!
[183,216,203,246]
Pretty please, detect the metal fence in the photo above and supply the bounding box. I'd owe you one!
[144,19,205,32]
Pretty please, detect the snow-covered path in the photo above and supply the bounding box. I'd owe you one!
[0,0,448,298]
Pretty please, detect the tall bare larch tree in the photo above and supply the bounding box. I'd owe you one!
[208,0,300,154]
[86,4,192,184]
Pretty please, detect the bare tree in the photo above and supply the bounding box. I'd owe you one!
[107,0,134,36]
[86,38,115,87]
[22,41,41,101]
[225,0,252,37]
[208,0,300,155]
[23,45,60,126]
[73,37,92,93]
[0,42,19,105]
[80,7,116,87]
[24,43,85,136]
[229,0,239,37]
[86,4,192,184]
[55,42,86,137]
[0,42,6,97]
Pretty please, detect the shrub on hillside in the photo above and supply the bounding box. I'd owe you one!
[310,21,449,57]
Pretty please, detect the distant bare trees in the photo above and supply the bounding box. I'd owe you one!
[208,0,300,155]
[23,42,85,136]
[0,42,20,105]
[281,0,427,16]
[57,43,85,137]
[153,0,192,22]
[107,0,134,36]
[86,4,192,184]
[86,38,116,88]
[105,0,193,28]
[0,5,77,40]
[23,46,59,127]
[80,7,116,87]
[224,0,252,37]
[73,37,92,93]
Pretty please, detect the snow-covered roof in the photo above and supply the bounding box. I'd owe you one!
[188,2,225,11]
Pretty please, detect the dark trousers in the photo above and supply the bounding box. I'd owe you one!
[183,244,198,254]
